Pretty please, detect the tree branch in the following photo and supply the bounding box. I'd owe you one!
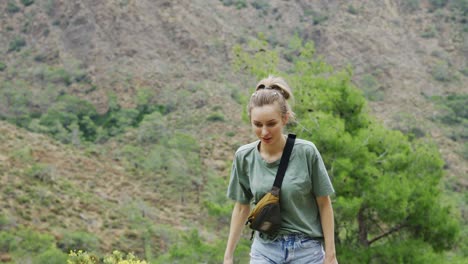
[368,222,407,245]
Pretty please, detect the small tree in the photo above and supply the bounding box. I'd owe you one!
[233,37,461,262]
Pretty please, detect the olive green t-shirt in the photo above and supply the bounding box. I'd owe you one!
[227,138,335,239]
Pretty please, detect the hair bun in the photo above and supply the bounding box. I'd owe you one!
[255,77,292,100]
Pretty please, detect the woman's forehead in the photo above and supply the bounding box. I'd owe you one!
[251,104,282,120]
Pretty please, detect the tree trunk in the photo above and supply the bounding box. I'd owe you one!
[358,206,369,247]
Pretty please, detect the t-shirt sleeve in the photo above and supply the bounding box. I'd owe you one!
[226,156,252,204]
[311,146,335,197]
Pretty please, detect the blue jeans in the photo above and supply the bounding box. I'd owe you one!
[250,233,324,264]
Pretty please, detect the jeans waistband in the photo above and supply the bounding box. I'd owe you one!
[257,232,314,242]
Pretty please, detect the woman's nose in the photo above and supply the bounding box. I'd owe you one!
[261,126,269,136]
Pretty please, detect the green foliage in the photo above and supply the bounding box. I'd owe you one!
[0,61,6,71]
[431,61,457,82]
[304,9,329,25]
[360,74,384,101]
[21,0,34,6]
[402,0,420,12]
[137,111,167,145]
[430,93,468,147]
[57,231,100,253]
[8,36,26,52]
[347,5,359,15]
[101,108,139,136]
[207,112,225,122]
[233,37,462,261]
[0,81,34,126]
[26,163,55,184]
[154,229,223,263]
[34,247,68,264]
[251,0,269,13]
[429,0,449,9]
[232,34,280,78]
[431,93,468,123]
[219,0,247,9]
[0,227,60,263]
[421,25,438,38]
[6,0,20,13]
[39,95,99,143]
[453,0,468,15]
[460,66,468,76]
[67,250,100,264]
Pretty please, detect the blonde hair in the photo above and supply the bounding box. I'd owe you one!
[247,75,295,122]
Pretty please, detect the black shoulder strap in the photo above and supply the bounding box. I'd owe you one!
[273,134,296,189]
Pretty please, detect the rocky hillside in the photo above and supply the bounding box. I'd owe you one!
[0,0,466,257]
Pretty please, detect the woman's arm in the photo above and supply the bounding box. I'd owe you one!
[316,195,338,264]
[224,202,251,264]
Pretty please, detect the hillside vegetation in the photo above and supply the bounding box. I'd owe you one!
[0,0,466,263]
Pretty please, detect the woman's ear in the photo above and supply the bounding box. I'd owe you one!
[282,112,289,125]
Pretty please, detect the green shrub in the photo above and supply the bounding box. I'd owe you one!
[67,250,147,264]
[421,26,438,38]
[6,0,20,13]
[461,142,468,160]
[347,5,359,15]
[304,9,328,25]
[431,61,455,82]
[26,163,55,183]
[235,0,247,9]
[429,0,449,9]
[8,37,26,52]
[251,0,269,13]
[0,62,6,71]
[67,250,99,264]
[137,112,167,144]
[206,112,225,122]
[58,231,100,253]
[403,0,420,11]
[453,0,468,15]
[34,247,68,264]
[21,0,34,6]
[460,67,468,76]
[360,74,384,101]
[1,228,56,256]
[0,231,16,252]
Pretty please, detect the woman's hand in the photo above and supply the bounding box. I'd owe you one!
[223,255,234,264]
[324,253,338,264]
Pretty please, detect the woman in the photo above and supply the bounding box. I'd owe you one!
[224,76,338,264]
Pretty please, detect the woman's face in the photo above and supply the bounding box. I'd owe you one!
[250,103,288,146]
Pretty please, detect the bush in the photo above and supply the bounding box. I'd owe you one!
[360,74,384,101]
[460,67,468,76]
[431,62,456,82]
[26,163,56,184]
[58,231,100,253]
[403,0,420,12]
[0,62,6,71]
[137,112,167,144]
[34,247,68,264]
[421,26,438,38]
[6,1,20,13]
[347,5,359,15]
[251,0,269,13]
[21,0,34,6]
[8,37,26,52]
[206,112,225,122]
[429,0,449,9]
[67,250,147,264]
